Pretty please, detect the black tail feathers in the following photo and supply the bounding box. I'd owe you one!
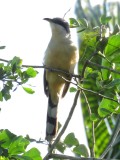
[46,95,58,142]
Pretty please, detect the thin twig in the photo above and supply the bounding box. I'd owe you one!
[43,90,80,160]
[0,58,9,63]
[0,58,80,79]
[63,8,71,19]
[25,136,48,145]
[81,51,97,79]
[82,91,95,157]
[82,91,91,115]
[100,114,120,159]
[88,60,120,75]
[91,122,95,157]
[79,85,119,104]
[50,153,102,160]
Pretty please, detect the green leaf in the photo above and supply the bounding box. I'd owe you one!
[112,24,120,35]
[105,35,120,62]
[0,156,9,160]
[1,90,11,101]
[104,79,120,89]
[56,141,66,153]
[115,106,120,114]
[23,148,42,160]
[12,155,32,160]
[98,98,118,117]
[101,59,111,80]
[77,28,86,33]
[26,67,37,78]
[100,15,112,25]
[73,144,89,157]
[6,56,22,74]
[11,56,22,66]
[9,136,29,155]
[22,87,35,94]
[78,18,88,28]
[69,87,77,92]
[64,133,79,147]
[90,113,99,121]
[0,130,16,148]
[0,92,3,101]
[69,18,79,28]
[0,63,4,68]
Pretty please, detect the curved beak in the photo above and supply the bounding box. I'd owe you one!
[43,18,52,22]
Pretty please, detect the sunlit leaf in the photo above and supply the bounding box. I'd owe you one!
[69,18,79,28]
[9,136,29,155]
[22,87,35,94]
[104,79,120,89]
[26,67,37,78]
[105,35,120,62]
[0,130,16,148]
[69,87,77,92]
[98,98,118,117]
[56,141,66,153]
[100,15,112,25]
[77,28,86,33]
[0,92,3,101]
[101,59,111,80]
[73,144,89,157]
[23,148,42,160]
[64,133,79,147]
[78,18,88,28]
[90,113,99,121]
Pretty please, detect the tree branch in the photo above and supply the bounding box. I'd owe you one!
[43,90,80,160]
[0,58,9,63]
[0,58,80,79]
[50,153,102,160]
[78,85,119,104]
[87,60,120,75]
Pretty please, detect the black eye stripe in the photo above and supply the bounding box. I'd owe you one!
[52,18,70,33]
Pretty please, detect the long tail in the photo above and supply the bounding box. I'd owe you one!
[46,94,58,142]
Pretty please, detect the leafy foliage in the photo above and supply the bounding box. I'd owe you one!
[0,129,42,160]
[0,56,38,102]
[75,0,120,158]
[55,132,89,157]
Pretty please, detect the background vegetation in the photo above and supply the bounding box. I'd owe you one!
[75,0,120,159]
[0,0,120,159]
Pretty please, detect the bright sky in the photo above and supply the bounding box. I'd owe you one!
[0,0,88,156]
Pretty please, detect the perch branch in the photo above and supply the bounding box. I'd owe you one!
[0,58,80,79]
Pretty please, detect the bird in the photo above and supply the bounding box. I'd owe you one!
[43,17,79,142]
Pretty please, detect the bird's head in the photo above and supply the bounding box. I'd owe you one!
[44,17,70,36]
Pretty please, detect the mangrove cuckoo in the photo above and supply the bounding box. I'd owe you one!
[43,17,79,142]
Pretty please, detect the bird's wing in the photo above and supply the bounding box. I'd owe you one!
[62,77,71,98]
[43,70,49,97]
